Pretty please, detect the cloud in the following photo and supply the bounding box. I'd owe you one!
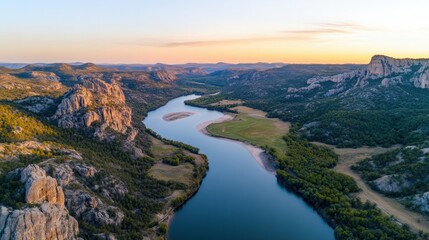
[132,21,373,48]
[161,35,312,47]
[315,22,374,31]
[285,22,375,36]
[285,28,352,35]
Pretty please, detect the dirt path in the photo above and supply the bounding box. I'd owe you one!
[324,144,429,234]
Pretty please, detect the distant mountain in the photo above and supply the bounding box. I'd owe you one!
[0,63,29,69]
[101,62,287,73]
[192,64,364,99]
[178,62,287,73]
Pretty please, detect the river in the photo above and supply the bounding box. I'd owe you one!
[143,94,334,240]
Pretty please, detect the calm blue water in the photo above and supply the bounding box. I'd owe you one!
[144,95,334,240]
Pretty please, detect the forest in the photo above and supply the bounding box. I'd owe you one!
[277,135,420,239]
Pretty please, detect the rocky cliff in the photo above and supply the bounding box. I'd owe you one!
[288,55,429,96]
[0,204,78,240]
[0,165,79,240]
[53,74,133,140]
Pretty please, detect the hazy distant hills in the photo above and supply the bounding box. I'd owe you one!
[0,63,30,69]
[0,62,287,73]
[100,62,287,73]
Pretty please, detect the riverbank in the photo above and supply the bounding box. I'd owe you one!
[197,114,277,175]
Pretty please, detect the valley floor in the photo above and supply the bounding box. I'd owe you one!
[313,142,429,234]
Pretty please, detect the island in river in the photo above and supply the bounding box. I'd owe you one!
[163,111,196,121]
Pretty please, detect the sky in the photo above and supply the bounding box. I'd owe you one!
[1,0,429,64]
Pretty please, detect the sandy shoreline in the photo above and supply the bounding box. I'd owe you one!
[196,114,277,175]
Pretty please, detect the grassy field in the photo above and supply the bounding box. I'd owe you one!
[148,163,194,185]
[148,136,206,186]
[206,106,290,158]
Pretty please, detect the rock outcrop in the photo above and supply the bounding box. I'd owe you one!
[371,174,411,193]
[0,165,79,239]
[21,164,65,206]
[50,162,127,228]
[288,55,429,96]
[0,203,79,240]
[28,71,60,82]
[54,164,75,187]
[53,74,133,140]
[408,192,429,212]
[65,190,124,226]
[74,164,97,178]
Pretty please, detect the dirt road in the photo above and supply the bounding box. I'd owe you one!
[312,142,429,234]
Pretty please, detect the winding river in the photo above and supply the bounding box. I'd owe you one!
[144,95,334,240]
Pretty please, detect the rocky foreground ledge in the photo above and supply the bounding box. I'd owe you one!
[0,165,79,240]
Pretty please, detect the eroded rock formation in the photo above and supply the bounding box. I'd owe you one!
[0,204,79,240]
[0,165,78,239]
[53,74,133,140]
[288,55,429,96]
[21,165,65,206]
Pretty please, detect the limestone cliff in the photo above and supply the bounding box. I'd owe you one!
[288,55,429,96]
[53,74,133,140]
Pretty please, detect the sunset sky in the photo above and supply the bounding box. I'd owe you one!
[1,0,429,64]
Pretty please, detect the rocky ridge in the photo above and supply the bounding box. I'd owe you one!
[288,55,429,97]
[53,74,133,140]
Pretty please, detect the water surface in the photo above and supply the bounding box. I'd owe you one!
[144,95,334,240]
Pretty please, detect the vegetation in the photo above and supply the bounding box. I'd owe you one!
[352,144,429,216]
[162,153,195,166]
[0,104,57,142]
[0,174,25,209]
[0,73,67,101]
[185,95,238,113]
[277,135,418,239]
[146,128,199,154]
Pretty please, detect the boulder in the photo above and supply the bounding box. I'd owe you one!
[74,164,97,178]
[21,165,65,206]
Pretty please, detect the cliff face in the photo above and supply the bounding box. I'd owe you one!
[288,55,429,96]
[53,74,132,140]
[0,204,79,240]
[0,165,79,240]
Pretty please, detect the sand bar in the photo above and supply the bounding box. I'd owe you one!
[163,112,195,121]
